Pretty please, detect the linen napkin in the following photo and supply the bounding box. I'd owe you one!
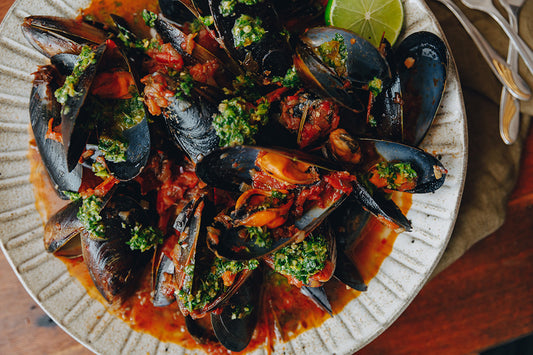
[426,0,533,275]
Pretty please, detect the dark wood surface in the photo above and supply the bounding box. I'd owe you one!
[1,1,532,354]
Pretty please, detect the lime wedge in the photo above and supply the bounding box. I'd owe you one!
[325,0,404,48]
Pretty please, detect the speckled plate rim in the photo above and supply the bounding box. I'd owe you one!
[0,0,467,353]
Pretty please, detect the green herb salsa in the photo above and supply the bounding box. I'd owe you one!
[177,258,259,313]
[314,33,347,77]
[272,233,328,284]
[232,15,266,48]
[212,96,270,147]
[55,46,97,105]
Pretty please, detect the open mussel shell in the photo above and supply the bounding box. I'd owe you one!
[163,96,220,163]
[81,190,151,303]
[30,65,82,196]
[103,116,151,181]
[301,27,390,86]
[22,16,110,58]
[173,197,254,318]
[395,31,448,146]
[44,199,83,257]
[358,138,447,193]
[208,0,292,78]
[196,145,337,192]
[211,269,262,352]
[209,192,345,260]
[61,42,107,171]
[263,223,337,287]
[294,43,366,112]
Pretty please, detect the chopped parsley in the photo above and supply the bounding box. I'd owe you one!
[246,226,272,248]
[142,10,157,28]
[219,0,263,17]
[116,95,145,130]
[78,195,105,239]
[98,136,128,163]
[91,159,110,178]
[368,77,383,96]
[232,15,266,48]
[219,0,236,17]
[175,70,194,98]
[212,97,270,147]
[373,162,418,190]
[190,15,214,33]
[315,33,347,77]
[63,191,81,201]
[177,258,258,313]
[126,222,164,252]
[272,233,328,284]
[272,66,301,88]
[55,46,96,105]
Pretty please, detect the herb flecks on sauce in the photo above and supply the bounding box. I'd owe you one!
[272,233,328,284]
[315,33,347,77]
[78,195,105,239]
[232,15,266,48]
[213,97,270,147]
[190,15,214,33]
[368,77,383,96]
[369,161,418,190]
[246,226,272,248]
[220,0,263,17]
[55,46,96,105]
[127,222,164,252]
[98,136,128,163]
[177,258,259,313]
[272,66,301,89]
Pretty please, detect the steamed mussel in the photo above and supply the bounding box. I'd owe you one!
[31,0,450,352]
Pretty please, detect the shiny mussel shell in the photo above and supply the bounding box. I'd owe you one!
[209,0,292,78]
[395,31,447,146]
[30,65,82,196]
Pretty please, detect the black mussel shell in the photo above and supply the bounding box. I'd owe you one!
[196,145,337,192]
[209,0,292,78]
[22,16,109,58]
[294,42,366,112]
[44,199,83,257]
[61,42,107,171]
[209,193,345,260]
[159,0,197,25]
[395,31,447,146]
[81,190,151,303]
[211,269,263,352]
[163,96,220,163]
[358,138,447,193]
[30,65,82,197]
[301,27,390,86]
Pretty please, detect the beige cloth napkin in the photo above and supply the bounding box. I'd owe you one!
[426,0,533,275]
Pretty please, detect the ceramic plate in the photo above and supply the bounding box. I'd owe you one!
[0,0,467,353]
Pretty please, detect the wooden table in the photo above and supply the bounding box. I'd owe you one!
[1,1,532,354]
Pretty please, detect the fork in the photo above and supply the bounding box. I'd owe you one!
[460,0,533,76]
[432,0,531,101]
[498,0,524,144]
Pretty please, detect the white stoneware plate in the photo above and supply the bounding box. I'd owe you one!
[0,0,467,353]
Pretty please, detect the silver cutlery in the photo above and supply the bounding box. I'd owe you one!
[432,0,531,101]
[461,0,533,76]
[498,0,524,144]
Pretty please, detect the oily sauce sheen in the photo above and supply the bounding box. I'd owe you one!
[29,1,413,353]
